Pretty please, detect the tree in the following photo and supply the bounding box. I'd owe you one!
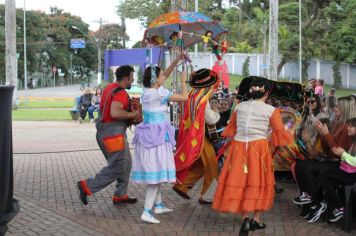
[242,56,250,78]
[95,24,128,50]
[0,5,98,85]
[332,61,342,89]
[235,41,253,53]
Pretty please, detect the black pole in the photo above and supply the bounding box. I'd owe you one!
[0,86,19,236]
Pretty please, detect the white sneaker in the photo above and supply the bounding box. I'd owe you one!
[153,203,173,214]
[154,207,173,214]
[141,212,160,224]
[90,119,94,123]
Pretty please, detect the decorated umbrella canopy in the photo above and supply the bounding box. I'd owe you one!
[144,11,228,49]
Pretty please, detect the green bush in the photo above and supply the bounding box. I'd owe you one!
[242,57,250,78]
[333,61,342,89]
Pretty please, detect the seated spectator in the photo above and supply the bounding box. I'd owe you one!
[88,87,102,123]
[78,88,93,123]
[209,96,219,112]
[325,88,337,119]
[297,93,324,146]
[217,98,230,127]
[293,95,356,222]
[315,79,324,97]
[294,117,356,223]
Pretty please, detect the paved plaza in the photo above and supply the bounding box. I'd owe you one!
[7,121,354,235]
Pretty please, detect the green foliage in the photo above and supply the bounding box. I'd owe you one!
[0,4,128,85]
[332,61,342,89]
[242,56,250,78]
[235,41,253,53]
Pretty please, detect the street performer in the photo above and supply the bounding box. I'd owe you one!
[173,68,220,204]
[77,65,139,205]
[212,77,292,234]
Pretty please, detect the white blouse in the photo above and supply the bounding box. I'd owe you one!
[234,100,275,142]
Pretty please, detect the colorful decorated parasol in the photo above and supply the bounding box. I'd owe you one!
[144,11,228,49]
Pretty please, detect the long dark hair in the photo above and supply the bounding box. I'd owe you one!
[142,66,161,88]
[249,78,271,99]
[302,93,322,123]
[95,88,102,96]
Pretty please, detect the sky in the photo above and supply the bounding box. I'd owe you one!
[0,0,144,47]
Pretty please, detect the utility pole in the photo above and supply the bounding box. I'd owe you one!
[24,0,28,98]
[94,18,104,85]
[268,0,279,81]
[261,2,267,77]
[194,0,198,56]
[5,0,17,107]
[299,0,302,83]
[121,17,126,48]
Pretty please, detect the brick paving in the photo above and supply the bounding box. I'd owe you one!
[7,121,354,235]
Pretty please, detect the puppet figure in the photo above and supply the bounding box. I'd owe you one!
[221,40,228,55]
[202,31,212,53]
[212,43,222,61]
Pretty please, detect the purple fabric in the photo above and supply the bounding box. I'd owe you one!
[133,121,176,148]
[104,48,162,81]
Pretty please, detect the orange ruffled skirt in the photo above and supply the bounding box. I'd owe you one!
[212,139,275,214]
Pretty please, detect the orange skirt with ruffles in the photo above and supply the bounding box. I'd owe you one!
[212,139,275,214]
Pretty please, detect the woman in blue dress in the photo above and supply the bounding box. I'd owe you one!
[132,56,188,224]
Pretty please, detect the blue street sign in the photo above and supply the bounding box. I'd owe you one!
[260,64,269,69]
[70,38,86,49]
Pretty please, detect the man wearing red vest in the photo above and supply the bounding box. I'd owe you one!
[77,65,140,205]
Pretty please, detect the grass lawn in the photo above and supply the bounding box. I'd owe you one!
[18,100,73,109]
[12,109,72,121]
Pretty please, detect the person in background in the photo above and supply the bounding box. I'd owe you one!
[293,96,356,222]
[28,78,33,89]
[315,79,324,97]
[217,98,230,127]
[78,88,93,123]
[209,96,219,113]
[325,88,337,119]
[321,117,356,222]
[307,78,317,93]
[297,93,323,146]
[295,118,356,223]
[88,87,103,123]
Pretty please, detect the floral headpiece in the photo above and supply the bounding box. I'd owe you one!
[249,86,265,93]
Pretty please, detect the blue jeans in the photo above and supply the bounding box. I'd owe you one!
[88,106,99,119]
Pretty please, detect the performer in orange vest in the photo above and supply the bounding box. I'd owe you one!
[212,77,293,234]
[173,68,220,204]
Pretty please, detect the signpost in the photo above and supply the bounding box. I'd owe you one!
[70,38,86,49]
[52,66,57,88]
[69,38,85,86]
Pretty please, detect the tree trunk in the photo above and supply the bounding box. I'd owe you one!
[277,57,286,76]
[5,0,17,107]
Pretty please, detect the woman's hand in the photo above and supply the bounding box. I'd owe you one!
[316,121,329,135]
[331,146,345,157]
